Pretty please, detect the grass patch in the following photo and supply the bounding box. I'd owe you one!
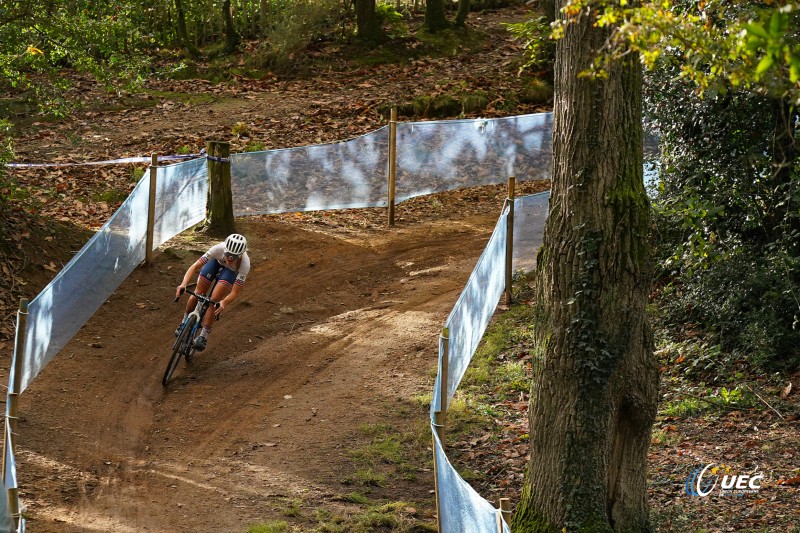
[344,421,430,487]
[350,434,402,465]
[338,491,370,504]
[462,304,537,396]
[245,521,288,533]
[91,189,128,204]
[650,427,682,447]
[244,140,266,152]
[282,498,302,517]
[313,501,435,533]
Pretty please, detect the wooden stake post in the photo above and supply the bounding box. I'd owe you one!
[504,176,516,305]
[388,107,397,226]
[145,154,158,266]
[439,327,449,440]
[499,498,511,531]
[206,141,235,234]
[3,299,27,529]
[432,326,449,533]
[432,410,445,533]
[3,299,27,478]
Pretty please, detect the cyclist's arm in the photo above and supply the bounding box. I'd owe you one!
[217,283,242,313]
[176,259,203,296]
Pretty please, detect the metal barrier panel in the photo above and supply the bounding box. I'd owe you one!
[19,177,151,392]
[512,191,550,274]
[230,127,390,215]
[17,159,208,393]
[395,113,553,203]
[153,158,208,247]
[442,210,508,408]
[430,192,551,530]
[433,428,510,533]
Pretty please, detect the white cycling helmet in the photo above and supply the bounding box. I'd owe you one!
[224,233,247,255]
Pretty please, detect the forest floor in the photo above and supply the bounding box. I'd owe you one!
[1,4,798,533]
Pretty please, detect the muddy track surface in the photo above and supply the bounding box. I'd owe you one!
[16,210,503,532]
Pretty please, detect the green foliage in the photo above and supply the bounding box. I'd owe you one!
[647,57,800,370]
[0,120,14,204]
[0,1,151,114]
[505,15,555,75]
[0,120,17,239]
[556,0,800,104]
[376,3,409,38]
[231,121,249,137]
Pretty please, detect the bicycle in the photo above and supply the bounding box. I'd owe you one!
[163,280,219,386]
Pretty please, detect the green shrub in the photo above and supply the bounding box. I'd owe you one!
[504,16,555,75]
[376,3,408,38]
[250,0,345,71]
[647,59,800,371]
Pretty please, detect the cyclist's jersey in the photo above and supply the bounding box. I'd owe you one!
[200,243,251,287]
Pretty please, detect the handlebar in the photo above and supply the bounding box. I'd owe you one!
[174,287,220,308]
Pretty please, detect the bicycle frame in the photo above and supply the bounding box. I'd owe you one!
[174,278,219,353]
[164,278,221,386]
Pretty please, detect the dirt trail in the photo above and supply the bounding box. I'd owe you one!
[16,209,501,532]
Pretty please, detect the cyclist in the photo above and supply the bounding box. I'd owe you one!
[175,233,250,352]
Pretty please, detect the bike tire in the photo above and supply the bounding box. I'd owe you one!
[163,316,195,386]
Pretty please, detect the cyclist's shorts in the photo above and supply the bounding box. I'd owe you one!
[200,259,237,287]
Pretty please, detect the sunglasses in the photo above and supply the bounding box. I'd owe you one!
[224,252,241,260]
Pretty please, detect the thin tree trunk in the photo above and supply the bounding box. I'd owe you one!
[222,0,241,53]
[259,0,267,36]
[511,0,658,530]
[453,0,470,27]
[174,0,201,58]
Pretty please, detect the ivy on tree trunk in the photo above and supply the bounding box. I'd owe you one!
[511,0,659,530]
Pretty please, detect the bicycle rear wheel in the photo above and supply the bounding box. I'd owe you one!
[163,316,195,386]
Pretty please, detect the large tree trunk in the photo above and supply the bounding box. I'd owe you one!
[541,0,557,23]
[222,0,241,54]
[511,0,659,531]
[355,0,385,43]
[174,0,200,58]
[424,0,450,33]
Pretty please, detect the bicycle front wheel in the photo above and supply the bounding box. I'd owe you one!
[163,316,195,386]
